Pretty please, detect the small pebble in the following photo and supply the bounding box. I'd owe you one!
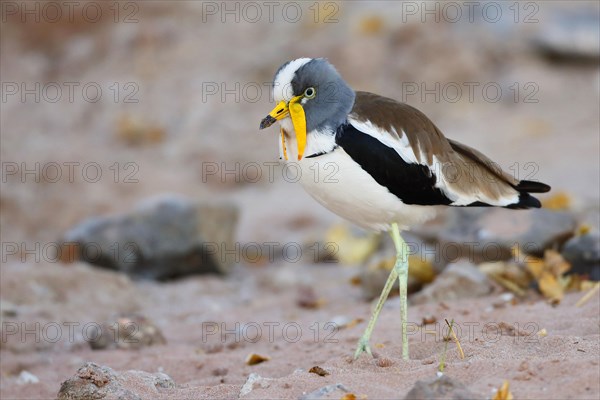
[308,366,330,376]
[376,357,394,368]
[17,371,39,385]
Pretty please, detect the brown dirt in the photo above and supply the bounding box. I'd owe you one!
[1,261,599,399]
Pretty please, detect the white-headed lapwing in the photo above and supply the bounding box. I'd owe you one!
[259,58,551,360]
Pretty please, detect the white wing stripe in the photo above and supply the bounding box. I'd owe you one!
[347,117,520,207]
[348,117,423,165]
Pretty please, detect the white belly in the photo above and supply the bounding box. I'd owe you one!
[296,148,438,232]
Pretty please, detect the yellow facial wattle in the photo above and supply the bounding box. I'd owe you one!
[280,127,288,160]
[260,95,307,161]
[288,95,307,161]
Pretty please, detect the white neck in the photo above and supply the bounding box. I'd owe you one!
[279,119,337,160]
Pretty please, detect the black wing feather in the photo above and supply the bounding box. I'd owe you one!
[336,123,548,209]
[335,123,453,206]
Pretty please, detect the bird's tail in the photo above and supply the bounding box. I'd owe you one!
[507,180,551,209]
[514,180,551,193]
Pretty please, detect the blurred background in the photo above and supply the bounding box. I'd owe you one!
[1,1,599,399]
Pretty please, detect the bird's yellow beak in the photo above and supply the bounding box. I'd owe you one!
[259,100,288,129]
[259,95,307,161]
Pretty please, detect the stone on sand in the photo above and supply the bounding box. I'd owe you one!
[57,362,174,400]
[411,261,493,304]
[404,374,480,400]
[89,314,166,350]
[562,231,600,280]
[239,373,273,397]
[299,383,352,400]
[61,194,238,280]
[429,208,576,263]
[532,10,600,62]
[16,371,39,385]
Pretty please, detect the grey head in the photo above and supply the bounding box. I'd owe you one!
[272,58,356,133]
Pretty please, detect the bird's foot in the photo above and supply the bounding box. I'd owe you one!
[353,336,373,360]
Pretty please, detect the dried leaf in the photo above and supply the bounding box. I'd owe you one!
[493,380,513,400]
[575,282,600,307]
[524,250,571,303]
[537,328,548,337]
[59,242,80,263]
[581,280,597,291]
[372,257,395,271]
[116,114,165,146]
[359,15,384,35]
[245,353,270,366]
[445,319,464,359]
[539,273,564,303]
[566,274,587,291]
[541,192,572,210]
[325,224,380,264]
[524,256,545,279]
[576,224,592,236]
[339,318,363,330]
[296,286,325,309]
[408,255,436,283]
[349,275,362,286]
[341,394,357,400]
[544,250,570,276]
[480,261,530,296]
[492,275,528,297]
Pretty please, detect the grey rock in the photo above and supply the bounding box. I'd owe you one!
[532,10,600,63]
[62,194,238,280]
[428,208,576,264]
[239,373,273,397]
[57,362,175,400]
[299,383,351,400]
[476,209,576,255]
[412,261,493,305]
[562,232,600,281]
[126,370,175,389]
[89,314,166,350]
[404,374,479,400]
[0,300,18,317]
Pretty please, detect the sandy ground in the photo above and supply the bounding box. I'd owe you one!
[1,1,599,399]
[1,261,599,399]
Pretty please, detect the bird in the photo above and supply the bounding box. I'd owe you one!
[259,57,551,360]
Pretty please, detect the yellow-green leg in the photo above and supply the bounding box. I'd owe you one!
[354,223,410,360]
[390,223,410,360]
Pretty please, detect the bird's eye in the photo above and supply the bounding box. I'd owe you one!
[304,87,316,98]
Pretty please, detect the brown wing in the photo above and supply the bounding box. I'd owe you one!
[348,91,544,206]
[350,91,451,165]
